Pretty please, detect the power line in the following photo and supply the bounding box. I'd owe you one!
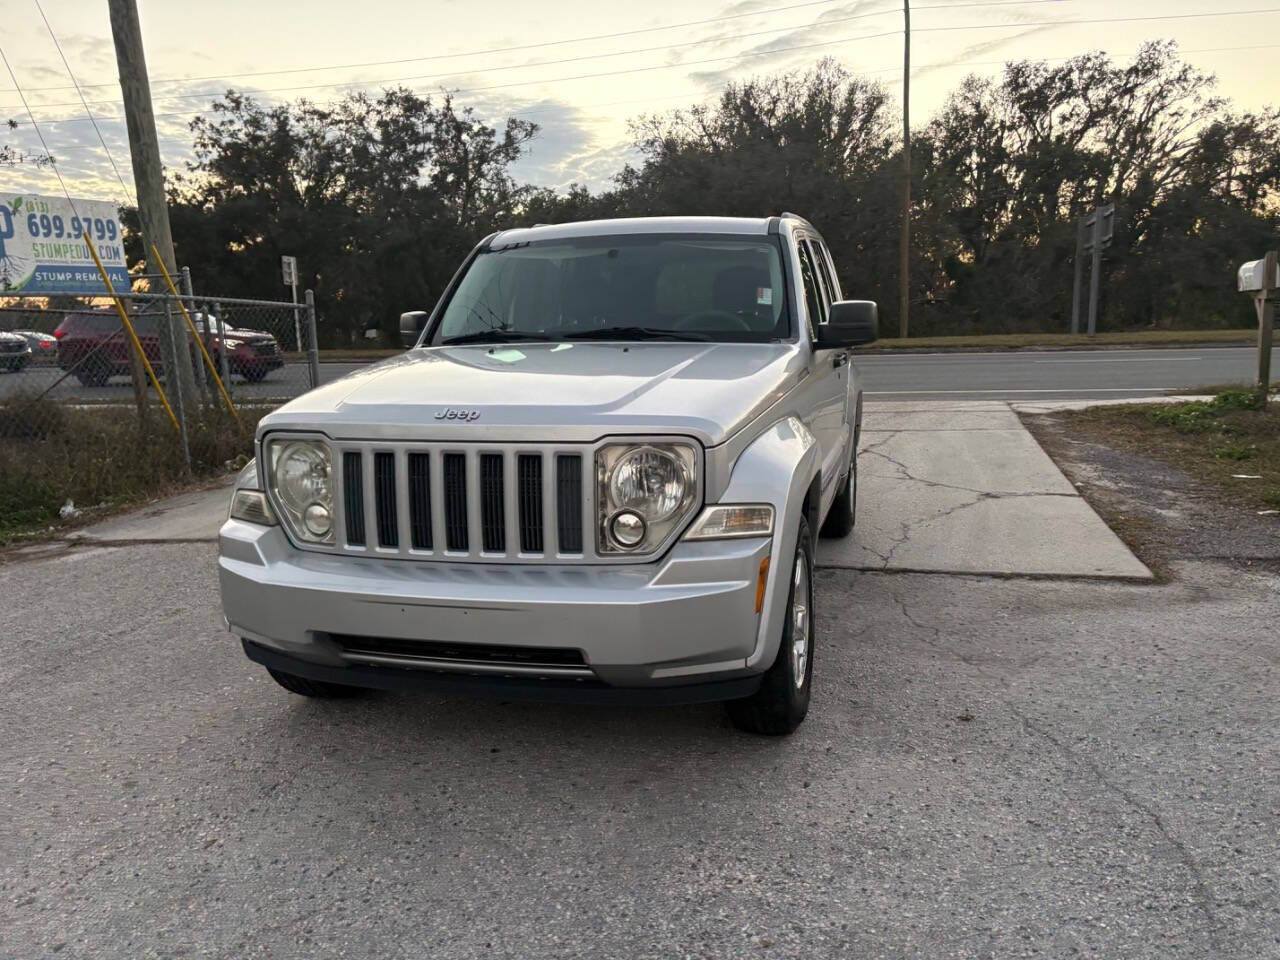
[31,37,1280,149]
[2,0,1067,97]
[0,40,79,217]
[33,0,133,204]
[11,7,1280,130]
[11,0,1076,112]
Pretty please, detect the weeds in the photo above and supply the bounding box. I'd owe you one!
[1072,390,1278,514]
[1146,389,1264,434]
[0,390,256,543]
[1213,443,1259,461]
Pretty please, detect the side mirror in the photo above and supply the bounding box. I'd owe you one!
[400,311,430,349]
[816,300,878,348]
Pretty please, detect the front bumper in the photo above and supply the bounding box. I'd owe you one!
[219,518,774,695]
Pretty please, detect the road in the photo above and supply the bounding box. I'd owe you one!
[853,345,1277,400]
[3,345,1276,403]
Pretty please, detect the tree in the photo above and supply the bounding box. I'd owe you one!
[167,88,537,344]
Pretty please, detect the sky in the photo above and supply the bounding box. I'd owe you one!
[2,0,1279,204]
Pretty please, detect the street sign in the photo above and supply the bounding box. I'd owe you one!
[1071,202,1118,336]
[1080,203,1115,252]
[0,193,128,294]
[281,255,297,286]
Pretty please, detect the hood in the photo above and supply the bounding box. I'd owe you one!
[262,341,805,445]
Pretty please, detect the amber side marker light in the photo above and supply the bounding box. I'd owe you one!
[755,556,771,614]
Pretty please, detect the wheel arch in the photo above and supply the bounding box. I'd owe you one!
[714,416,821,671]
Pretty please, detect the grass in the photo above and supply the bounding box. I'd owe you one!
[1065,389,1280,512]
[0,390,256,545]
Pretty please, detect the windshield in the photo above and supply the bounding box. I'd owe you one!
[433,233,790,344]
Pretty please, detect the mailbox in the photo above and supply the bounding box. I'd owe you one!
[1237,258,1280,293]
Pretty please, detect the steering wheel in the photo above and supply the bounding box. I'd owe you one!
[672,310,754,332]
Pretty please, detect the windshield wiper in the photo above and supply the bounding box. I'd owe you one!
[441,330,557,346]
[561,326,711,342]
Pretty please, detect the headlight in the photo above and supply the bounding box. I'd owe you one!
[267,438,334,543]
[222,338,244,349]
[596,442,698,554]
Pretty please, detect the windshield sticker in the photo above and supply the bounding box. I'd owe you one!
[756,287,773,305]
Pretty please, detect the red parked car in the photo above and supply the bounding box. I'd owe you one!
[54,310,284,386]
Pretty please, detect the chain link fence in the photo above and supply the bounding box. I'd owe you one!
[0,286,321,540]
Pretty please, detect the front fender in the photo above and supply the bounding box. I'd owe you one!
[714,416,821,670]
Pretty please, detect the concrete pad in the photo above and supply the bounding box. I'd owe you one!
[70,480,230,542]
[862,399,1012,413]
[820,403,1152,579]
[860,407,1023,431]
[860,427,1077,496]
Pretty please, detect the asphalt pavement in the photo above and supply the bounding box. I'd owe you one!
[853,346,1278,400]
[2,544,1275,958]
[3,345,1276,403]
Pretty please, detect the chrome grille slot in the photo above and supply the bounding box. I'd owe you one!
[479,454,505,552]
[443,453,469,551]
[374,452,398,548]
[557,454,583,553]
[327,440,634,563]
[518,454,543,553]
[343,452,365,546]
[407,453,432,550]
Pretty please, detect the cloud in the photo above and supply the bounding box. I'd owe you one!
[911,24,1064,81]
[469,96,635,191]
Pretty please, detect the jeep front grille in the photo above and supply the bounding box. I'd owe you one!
[334,443,590,562]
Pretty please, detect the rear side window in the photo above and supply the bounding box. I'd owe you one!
[131,314,160,336]
[808,239,840,305]
[61,313,120,334]
[795,240,828,333]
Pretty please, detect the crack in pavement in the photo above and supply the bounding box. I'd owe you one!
[887,588,1224,946]
[861,444,1076,501]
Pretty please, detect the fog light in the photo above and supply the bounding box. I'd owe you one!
[610,509,646,548]
[303,502,332,537]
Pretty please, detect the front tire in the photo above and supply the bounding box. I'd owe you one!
[266,667,363,698]
[75,358,111,386]
[726,515,815,735]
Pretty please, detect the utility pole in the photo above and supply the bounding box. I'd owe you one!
[107,0,196,411]
[899,0,911,339]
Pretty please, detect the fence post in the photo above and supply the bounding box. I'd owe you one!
[1070,217,1085,335]
[212,300,234,398]
[163,300,193,479]
[181,266,211,406]
[304,289,320,389]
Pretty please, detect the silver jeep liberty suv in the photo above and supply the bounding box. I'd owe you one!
[218,214,877,735]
